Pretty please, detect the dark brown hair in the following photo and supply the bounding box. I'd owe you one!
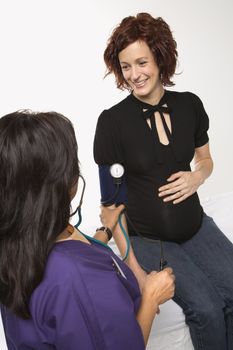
[104,12,178,89]
[0,111,79,319]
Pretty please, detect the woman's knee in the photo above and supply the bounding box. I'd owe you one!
[185,302,225,330]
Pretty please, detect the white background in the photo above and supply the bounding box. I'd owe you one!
[0,1,233,225]
[0,1,233,347]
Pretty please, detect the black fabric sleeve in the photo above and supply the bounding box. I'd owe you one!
[93,109,124,165]
[189,92,209,148]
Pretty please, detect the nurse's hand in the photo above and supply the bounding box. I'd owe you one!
[136,267,175,345]
[142,267,175,309]
[99,204,125,232]
[158,170,203,204]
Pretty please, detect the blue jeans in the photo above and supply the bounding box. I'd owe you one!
[130,214,233,350]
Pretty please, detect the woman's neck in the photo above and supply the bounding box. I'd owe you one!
[133,85,165,105]
[56,224,90,244]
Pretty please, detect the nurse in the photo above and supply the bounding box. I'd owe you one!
[0,110,174,349]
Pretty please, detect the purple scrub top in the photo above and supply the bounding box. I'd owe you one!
[1,238,145,349]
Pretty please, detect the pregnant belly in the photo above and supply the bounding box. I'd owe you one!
[127,192,203,242]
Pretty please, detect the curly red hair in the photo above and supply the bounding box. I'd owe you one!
[104,13,178,89]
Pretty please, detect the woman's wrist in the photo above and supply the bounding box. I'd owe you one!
[193,169,205,185]
[141,291,159,314]
[96,226,113,241]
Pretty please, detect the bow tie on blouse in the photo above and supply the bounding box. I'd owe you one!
[142,105,171,120]
[142,104,181,164]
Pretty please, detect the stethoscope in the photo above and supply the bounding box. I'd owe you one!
[70,175,116,252]
[71,167,167,272]
[101,163,167,272]
[70,174,86,228]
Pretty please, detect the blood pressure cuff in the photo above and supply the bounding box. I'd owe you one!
[98,165,128,205]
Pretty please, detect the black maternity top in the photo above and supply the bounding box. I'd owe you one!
[94,90,209,242]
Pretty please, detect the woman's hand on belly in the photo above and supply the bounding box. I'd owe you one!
[158,170,203,204]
